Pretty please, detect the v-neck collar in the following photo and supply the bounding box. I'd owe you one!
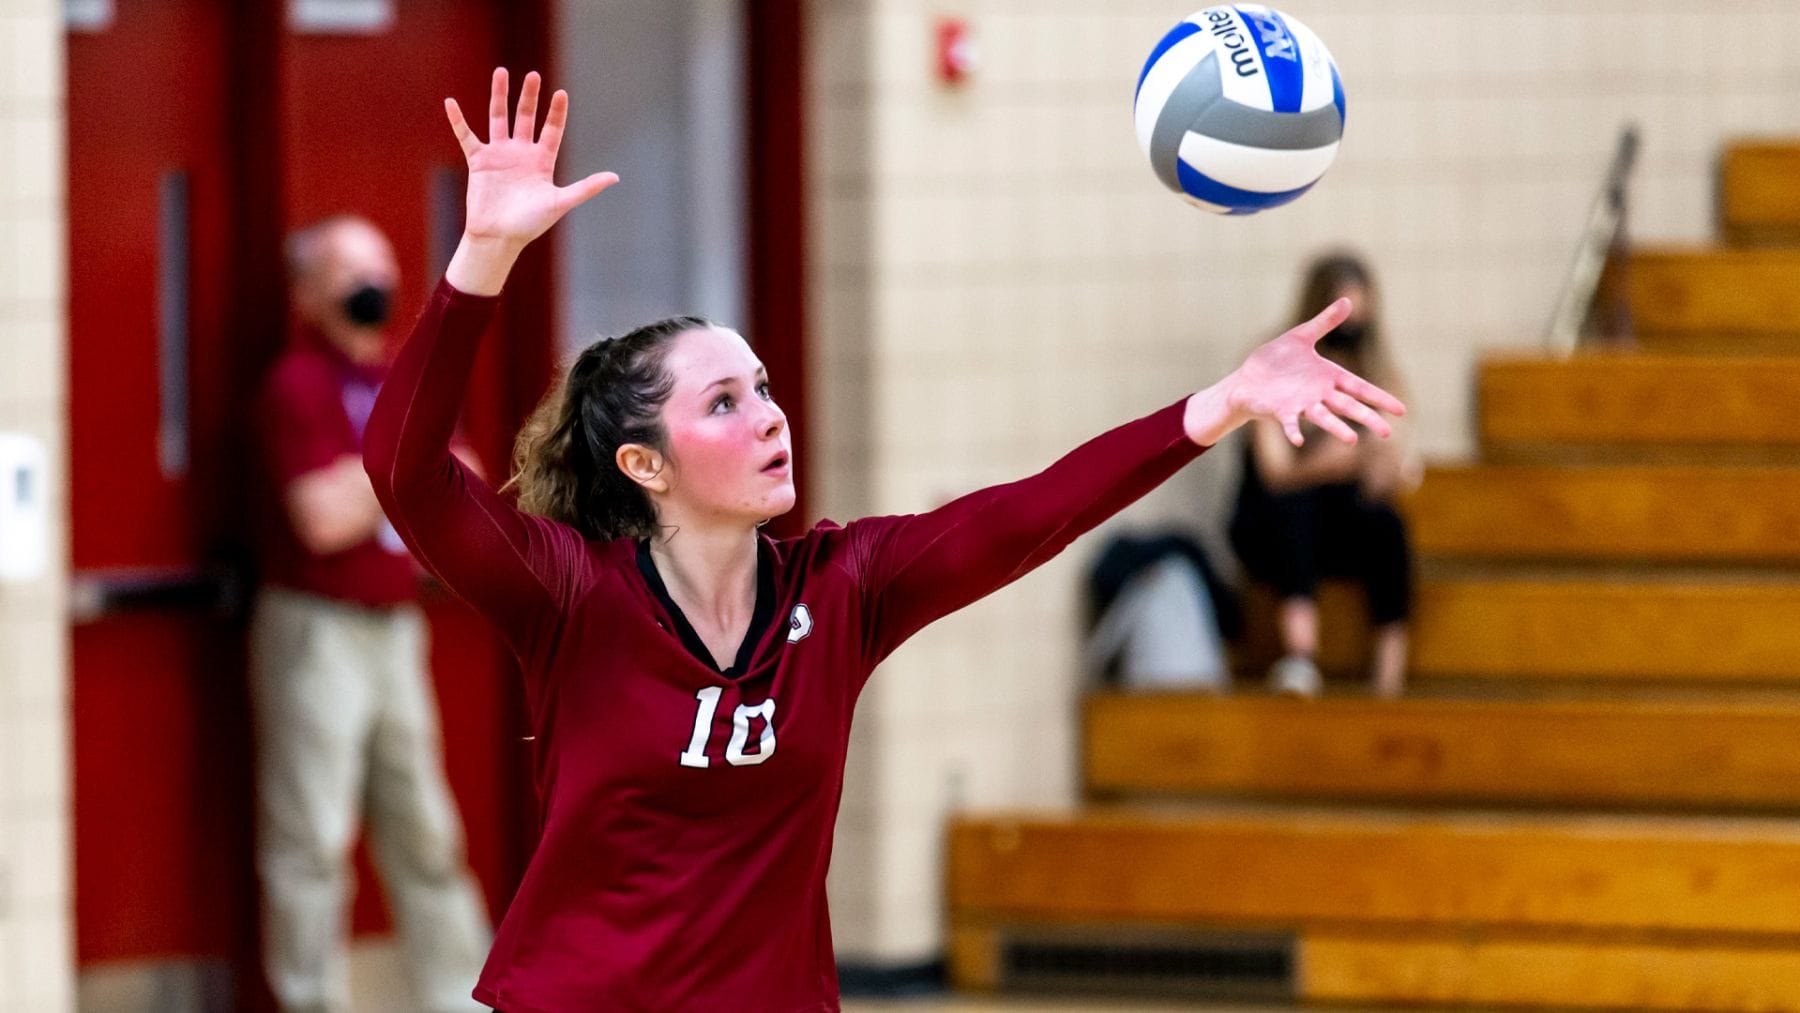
[636,537,777,679]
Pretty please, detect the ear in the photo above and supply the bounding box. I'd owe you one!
[615,442,670,494]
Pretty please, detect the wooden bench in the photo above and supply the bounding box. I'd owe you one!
[1302,931,1800,1010]
[1479,354,1800,451]
[1408,464,1800,562]
[1722,140,1800,243]
[1239,576,1800,684]
[1630,248,1800,336]
[1083,692,1800,809]
[951,806,1800,932]
[950,807,1800,1009]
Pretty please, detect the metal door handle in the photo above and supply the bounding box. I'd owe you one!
[69,565,242,623]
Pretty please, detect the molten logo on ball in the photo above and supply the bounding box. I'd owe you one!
[1134,5,1344,215]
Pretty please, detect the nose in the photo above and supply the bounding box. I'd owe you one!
[758,396,787,440]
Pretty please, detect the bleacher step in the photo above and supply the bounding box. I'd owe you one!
[1722,140,1800,243]
[950,804,1800,934]
[1084,691,1800,809]
[1240,575,1800,683]
[1631,247,1800,337]
[1479,353,1800,450]
[1408,464,1800,563]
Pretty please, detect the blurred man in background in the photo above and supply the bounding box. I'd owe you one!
[250,215,490,1013]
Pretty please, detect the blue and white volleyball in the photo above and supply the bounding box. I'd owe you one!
[1134,6,1345,214]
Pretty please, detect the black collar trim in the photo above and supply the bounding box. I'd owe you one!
[636,538,777,679]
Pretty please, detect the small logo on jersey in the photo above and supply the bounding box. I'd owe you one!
[787,604,813,643]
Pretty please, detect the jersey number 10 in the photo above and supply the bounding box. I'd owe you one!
[679,687,778,768]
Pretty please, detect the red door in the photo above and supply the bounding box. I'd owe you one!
[67,0,555,998]
[67,0,256,969]
[69,0,805,999]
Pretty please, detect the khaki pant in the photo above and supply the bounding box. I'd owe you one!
[250,588,491,1013]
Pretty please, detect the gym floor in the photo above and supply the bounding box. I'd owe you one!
[81,940,1445,1012]
[342,941,1437,1013]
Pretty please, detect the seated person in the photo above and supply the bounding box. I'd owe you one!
[1229,252,1419,699]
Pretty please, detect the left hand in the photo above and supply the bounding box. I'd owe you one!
[1185,297,1407,447]
[446,68,618,249]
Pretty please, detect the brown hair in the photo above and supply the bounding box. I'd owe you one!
[503,316,711,541]
[1292,250,1398,389]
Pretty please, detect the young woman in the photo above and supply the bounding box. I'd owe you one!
[364,68,1405,1013]
[1230,253,1419,699]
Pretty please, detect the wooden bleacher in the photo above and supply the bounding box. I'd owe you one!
[1258,575,1800,683]
[1721,141,1800,243]
[948,139,1800,1009]
[1409,463,1800,563]
[1479,354,1800,450]
[1083,693,1800,809]
[1631,247,1800,336]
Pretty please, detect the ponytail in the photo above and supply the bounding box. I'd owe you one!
[504,316,708,540]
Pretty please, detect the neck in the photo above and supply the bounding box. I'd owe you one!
[318,322,386,366]
[648,521,760,625]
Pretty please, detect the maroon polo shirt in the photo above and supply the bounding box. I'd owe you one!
[256,326,419,608]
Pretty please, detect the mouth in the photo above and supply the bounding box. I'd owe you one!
[761,452,790,474]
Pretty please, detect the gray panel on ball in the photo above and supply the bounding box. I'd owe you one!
[1149,52,1225,193]
[1150,51,1345,193]
[1196,94,1343,151]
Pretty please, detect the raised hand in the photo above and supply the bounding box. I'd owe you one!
[443,69,617,295]
[1184,298,1407,448]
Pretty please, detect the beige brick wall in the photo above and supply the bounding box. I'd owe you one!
[0,2,71,1009]
[812,0,1800,963]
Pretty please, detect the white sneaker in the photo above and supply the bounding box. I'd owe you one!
[1268,656,1323,698]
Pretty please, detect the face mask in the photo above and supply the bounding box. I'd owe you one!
[1319,320,1366,355]
[343,284,391,328]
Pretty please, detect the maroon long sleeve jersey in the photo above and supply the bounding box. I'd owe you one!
[363,279,1208,1013]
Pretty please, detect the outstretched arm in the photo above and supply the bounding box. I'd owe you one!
[851,297,1405,664]
[363,68,618,662]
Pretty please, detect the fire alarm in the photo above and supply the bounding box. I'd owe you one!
[936,17,976,85]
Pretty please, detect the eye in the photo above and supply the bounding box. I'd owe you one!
[757,381,772,399]
[711,394,734,414]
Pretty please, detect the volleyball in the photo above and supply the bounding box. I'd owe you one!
[1134,5,1344,214]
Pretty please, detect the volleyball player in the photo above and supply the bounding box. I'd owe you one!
[364,67,1404,1012]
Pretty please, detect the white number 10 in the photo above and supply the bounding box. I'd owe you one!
[679,687,778,768]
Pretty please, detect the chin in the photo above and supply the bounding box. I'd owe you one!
[732,481,797,527]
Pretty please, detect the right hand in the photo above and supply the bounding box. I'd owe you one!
[1187,298,1406,449]
[445,67,618,250]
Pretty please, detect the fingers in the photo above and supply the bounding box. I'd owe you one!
[1305,401,1359,443]
[556,172,622,213]
[1280,412,1305,447]
[444,98,480,158]
[539,89,570,160]
[1335,372,1408,417]
[488,66,510,141]
[1293,296,1354,345]
[1325,390,1392,439]
[516,71,542,142]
